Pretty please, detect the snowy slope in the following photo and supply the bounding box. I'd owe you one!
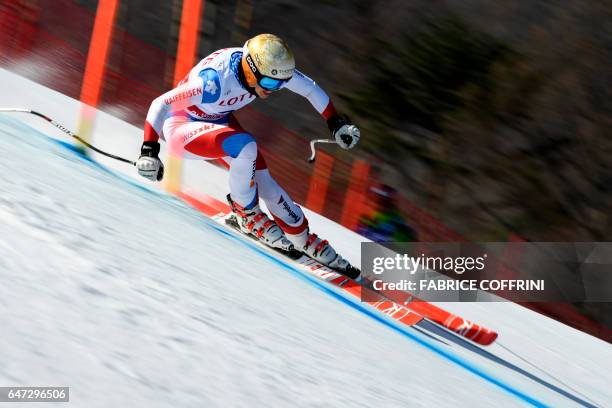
[0,113,524,408]
[0,68,610,407]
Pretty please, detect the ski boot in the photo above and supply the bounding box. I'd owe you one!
[226,194,294,251]
[286,228,361,280]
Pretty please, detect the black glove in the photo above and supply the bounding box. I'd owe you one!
[327,114,360,150]
[136,141,164,181]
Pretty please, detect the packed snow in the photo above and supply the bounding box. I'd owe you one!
[0,68,610,407]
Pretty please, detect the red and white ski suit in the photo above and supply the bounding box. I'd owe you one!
[143,47,337,235]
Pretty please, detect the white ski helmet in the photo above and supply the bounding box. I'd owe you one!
[242,34,295,90]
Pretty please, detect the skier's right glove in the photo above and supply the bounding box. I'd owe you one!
[136,141,164,181]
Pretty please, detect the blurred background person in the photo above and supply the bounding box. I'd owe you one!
[358,183,418,243]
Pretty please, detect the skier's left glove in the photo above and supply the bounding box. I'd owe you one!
[327,114,360,150]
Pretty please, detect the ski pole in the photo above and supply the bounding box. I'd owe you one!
[0,108,136,166]
[308,138,337,163]
[1,108,335,165]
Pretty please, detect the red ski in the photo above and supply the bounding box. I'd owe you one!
[178,191,498,345]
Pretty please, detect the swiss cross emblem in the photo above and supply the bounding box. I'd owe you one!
[205,80,218,94]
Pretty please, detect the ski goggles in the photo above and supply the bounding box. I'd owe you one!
[245,54,290,91]
[258,76,287,91]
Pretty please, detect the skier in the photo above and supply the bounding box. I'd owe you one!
[136,34,360,274]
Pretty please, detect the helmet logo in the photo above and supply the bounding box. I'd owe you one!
[271,69,278,75]
[245,54,258,74]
